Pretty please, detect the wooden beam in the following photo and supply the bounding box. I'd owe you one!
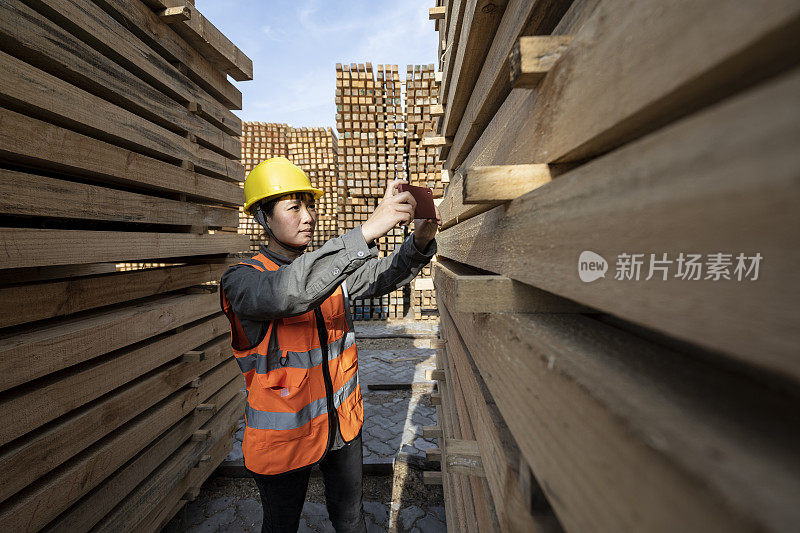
[437,70,800,379]
[0,1,240,159]
[0,108,243,205]
[509,35,573,88]
[442,0,572,164]
[423,425,444,439]
[44,378,242,532]
[426,447,443,462]
[0,169,237,228]
[0,263,230,328]
[453,0,800,169]
[158,5,190,23]
[0,292,221,392]
[166,1,254,81]
[434,258,590,314]
[435,285,800,532]
[421,135,452,147]
[0,358,240,532]
[445,438,486,477]
[0,321,228,447]
[430,103,445,117]
[95,0,242,110]
[463,163,552,203]
[423,471,444,485]
[438,0,506,143]
[414,277,434,291]
[0,349,237,509]
[430,392,442,405]
[438,302,552,531]
[430,6,446,20]
[0,49,237,180]
[0,228,247,269]
[426,369,447,382]
[33,0,242,132]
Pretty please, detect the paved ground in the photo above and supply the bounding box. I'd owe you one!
[163,319,445,532]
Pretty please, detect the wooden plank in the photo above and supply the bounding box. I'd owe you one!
[427,447,443,462]
[0,228,247,269]
[158,5,190,23]
[0,263,116,284]
[0,108,243,205]
[509,35,573,88]
[0,0,240,159]
[0,261,230,329]
[437,69,800,379]
[0,332,234,506]
[434,258,589,313]
[422,135,452,148]
[430,6,446,20]
[40,0,241,130]
[424,471,444,485]
[463,163,551,203]
[445,439,485,477]
[442,0,572,165]
[430,104,445,117]
[47,379,242,532]
[426,369,447,381]
[90,390,244,533]
[423,425,444,439]
[0,49,237,180]
[0,169,237,229]
[99,0,241,111]
[0,315,229,447]
[0,291,221,392]
[438,301,554,531]
[435,285,800,532]
[439,0,465,105]
[135,416,238,533]
[0,358,240,532]
[439,0,507,141]
[453,0,800,169]
[165,0,253,82]
[442,327,498,532]
[414,277,434,291]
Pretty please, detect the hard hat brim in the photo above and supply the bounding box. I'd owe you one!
[244,187,324,215]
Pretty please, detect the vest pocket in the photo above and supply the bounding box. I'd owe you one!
[254,367,313,444]
[277,311,316,351]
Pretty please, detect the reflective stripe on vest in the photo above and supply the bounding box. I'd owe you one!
[220,252,364,475]
[244,371,359,431]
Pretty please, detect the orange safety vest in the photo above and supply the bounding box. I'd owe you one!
[220,253,364,475]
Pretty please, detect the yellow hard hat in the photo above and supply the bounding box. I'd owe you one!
[243,157,324,215]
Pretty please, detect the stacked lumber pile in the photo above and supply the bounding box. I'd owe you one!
[0,0,250,530]
[286,127,339,251]
[426,0,800,531]
[238,122,289,253]
[336,62,409,320]
[405,64,445,321]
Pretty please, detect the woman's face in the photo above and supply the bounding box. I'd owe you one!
[266,193,317,247]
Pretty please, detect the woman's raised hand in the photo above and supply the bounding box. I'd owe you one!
[361,179,417,244]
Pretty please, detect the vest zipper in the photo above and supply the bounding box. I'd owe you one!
[313,306,336,452]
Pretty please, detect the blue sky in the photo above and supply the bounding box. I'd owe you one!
[195,0,437,131]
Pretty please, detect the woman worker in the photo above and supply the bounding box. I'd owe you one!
[220,157,441,532]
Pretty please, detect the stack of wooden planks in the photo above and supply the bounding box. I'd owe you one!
[238,122,289,253]
[425,0,800,531]
[0,0,251,530]
[336,62,409,320]
[287,127,339,251]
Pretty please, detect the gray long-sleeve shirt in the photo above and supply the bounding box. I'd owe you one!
[221,224,437,449]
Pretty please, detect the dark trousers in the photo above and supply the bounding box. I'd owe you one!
[248,432,367,533]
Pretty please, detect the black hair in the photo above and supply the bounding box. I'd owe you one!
[255,192,315,219]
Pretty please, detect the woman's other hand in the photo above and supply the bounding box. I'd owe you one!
[413,204,442,250]
[361,179,417,243]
